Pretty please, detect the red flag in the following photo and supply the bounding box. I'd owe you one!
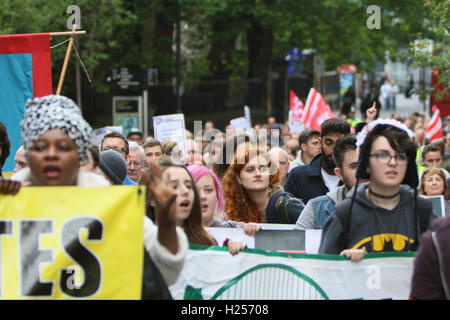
[425,108,443,142]
[0,33,52,172]
[301,88,336,131]
[0,33,52,96]
[289,90,304,122]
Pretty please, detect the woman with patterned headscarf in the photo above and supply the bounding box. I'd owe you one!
[10,95,109,187]
[0,95,188,299]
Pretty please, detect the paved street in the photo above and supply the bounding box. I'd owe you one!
[356,94,429,120]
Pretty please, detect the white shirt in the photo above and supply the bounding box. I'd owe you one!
[321,168,341,192]
[380,83,391,99]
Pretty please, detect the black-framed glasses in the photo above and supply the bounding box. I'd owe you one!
[369,152,408,165]
[102,146,125,153]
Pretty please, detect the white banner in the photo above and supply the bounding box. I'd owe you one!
[170,246,415,300]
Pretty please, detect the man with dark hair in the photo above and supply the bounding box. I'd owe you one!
[284,118,351,204]
[101,131,136,185]
[420,143,450,179]
[143,139,163,166]
[289,129,321,171]
[295,135,365,229]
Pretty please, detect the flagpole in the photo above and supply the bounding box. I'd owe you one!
[50,31,86,37]
[56,25,77,95]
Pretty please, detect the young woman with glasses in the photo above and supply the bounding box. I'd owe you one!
[319,123,436,261]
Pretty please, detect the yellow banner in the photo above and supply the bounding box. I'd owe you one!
[2,172,13,179]
[0,186,145,299]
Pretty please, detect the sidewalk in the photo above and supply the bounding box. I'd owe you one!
[356,94,429,120]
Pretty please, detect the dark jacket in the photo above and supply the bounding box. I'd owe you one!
[266,191,305,224]
[284,154,329,204]
[410,216,450,300]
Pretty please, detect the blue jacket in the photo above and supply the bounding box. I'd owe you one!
[295,185,346,229]
[124,175,138,185]
[284,153,329,204]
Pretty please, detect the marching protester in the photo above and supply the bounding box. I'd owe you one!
[0,95,188,299]
[183,139,203,165]
[146,158,217,246]
[268,147,290,186]
[101,131,138,185]
[146,159,247,255]
[319,121,437,261]
[410,215,450,300]
[284,118,351,204]
[202,140,222,169]
[187,163,261,236]
[0,121,10,177]
[295,134,367,230]
[13,145,27,173]
[127,141,145,182]
[161,140,182,164]
[186,163,230,225]
[98,149,128,185]
[143,139,164,165]
[419,167,450,216]
[212,133,253,180]
[288,129,321,172]
[127,128,144,146]
[419,143,450,179]
[222,145,305,224]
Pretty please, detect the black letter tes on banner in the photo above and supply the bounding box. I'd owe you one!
[59,217,103,298]
[20,220,54,297]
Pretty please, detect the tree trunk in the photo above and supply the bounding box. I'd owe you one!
[247,20,273,117]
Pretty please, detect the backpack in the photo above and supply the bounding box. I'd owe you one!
[266,191,305,224]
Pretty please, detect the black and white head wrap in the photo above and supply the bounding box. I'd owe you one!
[21,95,93,164]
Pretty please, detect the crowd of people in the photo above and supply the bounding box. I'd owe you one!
[0,93,449,300]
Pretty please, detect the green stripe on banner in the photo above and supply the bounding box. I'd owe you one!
[210,263,329,300]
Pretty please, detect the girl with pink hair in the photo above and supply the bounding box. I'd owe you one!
[186,163,238,227]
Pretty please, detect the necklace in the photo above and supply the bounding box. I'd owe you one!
[368,188,400,199]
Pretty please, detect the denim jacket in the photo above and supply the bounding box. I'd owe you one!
[295,185,346,229]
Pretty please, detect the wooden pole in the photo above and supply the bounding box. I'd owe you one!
[56,25,77,95]
[50,30,86,37]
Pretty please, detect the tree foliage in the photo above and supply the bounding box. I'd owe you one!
[0,0,441,109]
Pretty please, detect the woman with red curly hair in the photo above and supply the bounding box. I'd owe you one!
[222,145,305,223]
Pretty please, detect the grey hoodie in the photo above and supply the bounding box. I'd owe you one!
[319,183,436,254]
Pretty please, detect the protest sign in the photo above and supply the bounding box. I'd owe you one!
[153,113,187,158]
[170,246,415,300]
[244,106,251,127]
[426,195,446,217]
[230,117,251,131]
[93,126,123,145]
[0,186,145,299]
